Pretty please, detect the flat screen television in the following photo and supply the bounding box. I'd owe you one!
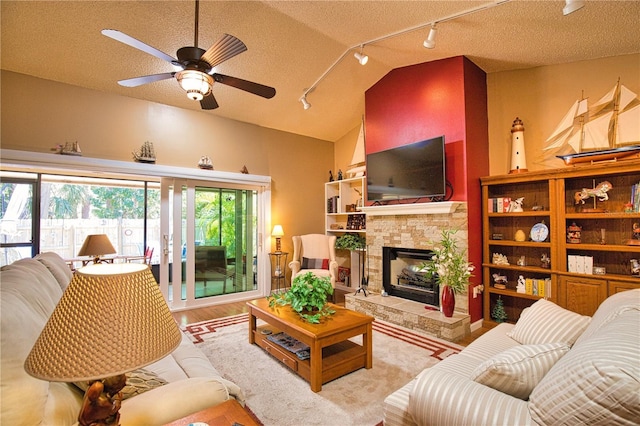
[366,135,446,202]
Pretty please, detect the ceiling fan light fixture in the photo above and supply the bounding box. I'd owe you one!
[423,24,437,49]
[563,0,585,15]
[176,70,213,101]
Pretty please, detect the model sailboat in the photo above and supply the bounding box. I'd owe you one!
[543,80,640,166]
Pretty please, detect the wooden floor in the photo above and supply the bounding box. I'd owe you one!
[171,288,490,346]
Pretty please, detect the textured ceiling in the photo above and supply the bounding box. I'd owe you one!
[2,1,639,142]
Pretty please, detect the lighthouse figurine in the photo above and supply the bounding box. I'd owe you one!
[509,117,528,174]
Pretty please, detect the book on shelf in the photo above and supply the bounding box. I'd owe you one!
[487,197,512,213]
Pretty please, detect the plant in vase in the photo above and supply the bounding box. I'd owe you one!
[421,229,474,317]
[267,272,336,324]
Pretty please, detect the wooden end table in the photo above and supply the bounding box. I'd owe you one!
[164,399,258,426]
[247,298,374,392]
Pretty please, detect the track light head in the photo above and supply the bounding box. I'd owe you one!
[300,95,311,110]
[423,25,437,49]
[354,46,369,65]
[563,0,585,15]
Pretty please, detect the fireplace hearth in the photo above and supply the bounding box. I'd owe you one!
[383,247,438,306]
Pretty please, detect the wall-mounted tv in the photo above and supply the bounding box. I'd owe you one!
[366,135,446,202]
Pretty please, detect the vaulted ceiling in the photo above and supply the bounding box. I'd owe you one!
[2,1,639,142]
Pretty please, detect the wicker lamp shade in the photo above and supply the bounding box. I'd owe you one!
[24,263,181,382]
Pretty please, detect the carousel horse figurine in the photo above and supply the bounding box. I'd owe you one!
[574,181,613,204]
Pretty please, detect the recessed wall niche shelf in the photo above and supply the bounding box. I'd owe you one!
[481,159,640,327]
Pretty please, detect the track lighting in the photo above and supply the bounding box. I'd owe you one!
[423,24,437,49]
[563,0,585,15]
[354,45,369,65]
[300,95,311,110]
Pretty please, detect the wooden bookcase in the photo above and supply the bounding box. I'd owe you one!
[481,159,640,327]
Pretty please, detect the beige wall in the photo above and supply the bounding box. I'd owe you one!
[487,53,640,175]
[0,70,334,254]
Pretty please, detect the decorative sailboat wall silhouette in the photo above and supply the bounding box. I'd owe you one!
[541,80,640,166]
[346,117,366,177]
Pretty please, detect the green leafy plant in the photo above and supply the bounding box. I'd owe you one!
[267,272,335,324]
[335,233,366,250]
[421,229,474,295]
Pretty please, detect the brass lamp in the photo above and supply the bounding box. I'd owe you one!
[272,225,284,253]
[78,234,116,263]
[24,263,181,426]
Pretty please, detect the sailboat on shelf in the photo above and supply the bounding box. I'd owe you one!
[543,80,640,166]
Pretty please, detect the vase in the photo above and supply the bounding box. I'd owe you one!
[441,286,455,317]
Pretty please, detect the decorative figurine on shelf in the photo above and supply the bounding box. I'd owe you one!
[631,259,640,276]
[508,197,525,212]
[329,170,334,182]
[516,275,526,293]
[492,296,508,323]
[540,253,551,269]
[567,222,582,244]
[574,180,612,204]
[240,165,249,174]
[630,222,640,246]
[517,255,526,266]
[133,141,156,163]
[197,156,213,169]
[514,229,526,242]
[53,141,82,156]
[337,169,343,180]
[492,253,509,265]
[492,273,507,289]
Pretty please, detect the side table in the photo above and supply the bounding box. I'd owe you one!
[164,399,259,426]
[269,251,288,292]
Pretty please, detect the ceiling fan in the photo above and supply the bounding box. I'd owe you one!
[101,0,275,110]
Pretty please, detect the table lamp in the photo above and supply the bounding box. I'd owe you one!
[272,225,284,253]
[24,263,181,426]
[77,234,116,263]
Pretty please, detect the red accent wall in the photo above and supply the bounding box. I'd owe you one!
[364,56,488,322]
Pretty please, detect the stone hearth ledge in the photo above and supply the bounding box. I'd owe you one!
[345,293,471,343]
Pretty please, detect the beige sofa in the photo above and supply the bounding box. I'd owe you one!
[384,289,640,425]
[1,252,244,425]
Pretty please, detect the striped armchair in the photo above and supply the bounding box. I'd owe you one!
[384,289,640,425]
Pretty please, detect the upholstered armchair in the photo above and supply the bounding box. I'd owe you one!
[289,234,338,287]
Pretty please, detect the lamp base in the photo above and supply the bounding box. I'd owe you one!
[78,374,126,426]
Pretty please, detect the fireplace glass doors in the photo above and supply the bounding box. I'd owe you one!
[382,246,439,306]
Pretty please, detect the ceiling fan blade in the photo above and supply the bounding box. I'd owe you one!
[102,29,177,64]
[201,34,247,69]
[212,74,276,99]
[200,92,219,110]
[118,73,175,88]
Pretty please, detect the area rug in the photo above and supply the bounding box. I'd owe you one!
[182,313,463,426]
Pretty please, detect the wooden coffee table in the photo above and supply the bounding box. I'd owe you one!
[247,298,374,392]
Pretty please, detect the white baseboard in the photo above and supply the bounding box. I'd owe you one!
[470,319,484,332]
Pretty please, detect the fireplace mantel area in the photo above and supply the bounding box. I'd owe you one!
[345,202,471,342]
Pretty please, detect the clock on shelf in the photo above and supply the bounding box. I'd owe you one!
[530,221,549,242]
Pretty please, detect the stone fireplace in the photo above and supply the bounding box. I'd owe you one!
[345,202,471,342]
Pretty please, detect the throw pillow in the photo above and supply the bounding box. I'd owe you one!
[506,299,590,346]
[470,342,570,400]
[301,257,329,270]
[73,368,167,400]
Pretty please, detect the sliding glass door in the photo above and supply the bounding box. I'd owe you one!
[160,178,265,309]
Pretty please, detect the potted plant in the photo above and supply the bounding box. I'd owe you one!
[421,229,474,317]
[267,272,335,323]
[335,233,366,251]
